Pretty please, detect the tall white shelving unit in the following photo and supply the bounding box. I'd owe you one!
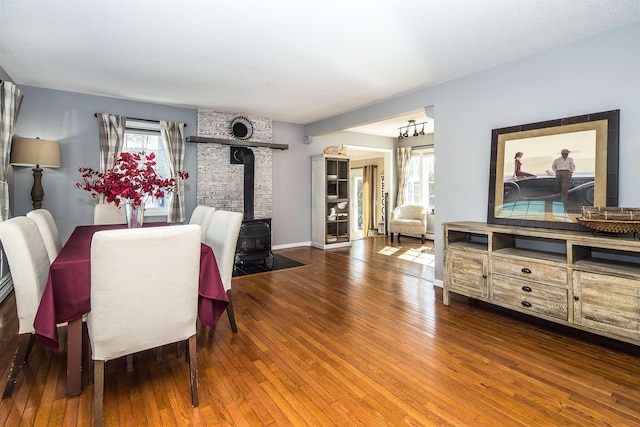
[311,154,351,249]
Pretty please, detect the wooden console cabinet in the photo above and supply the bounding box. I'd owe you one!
[443,221,640,345]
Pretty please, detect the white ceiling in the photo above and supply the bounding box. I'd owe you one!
[1,1,638,136]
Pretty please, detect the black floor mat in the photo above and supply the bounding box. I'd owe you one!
[233,254,305,277]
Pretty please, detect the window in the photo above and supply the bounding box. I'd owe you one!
[122,120,171,216]
[404,149,435,210]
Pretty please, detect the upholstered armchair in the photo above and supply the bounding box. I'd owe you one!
[204,210,243,333]
[26,209,62,263]
[189,205,216,242]
[389,205,427,244]
[88,225,201,425]
[0,216,50,398]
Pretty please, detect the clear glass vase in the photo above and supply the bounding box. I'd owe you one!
[124,204,144,228]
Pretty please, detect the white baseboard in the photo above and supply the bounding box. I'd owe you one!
[433,279,443,288]
[272,241,311,250]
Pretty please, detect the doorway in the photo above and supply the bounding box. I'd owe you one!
[345,147,393,241]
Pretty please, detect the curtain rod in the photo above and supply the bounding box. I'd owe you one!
[93,113,187,127]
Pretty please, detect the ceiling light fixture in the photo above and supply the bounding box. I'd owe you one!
[402,120,412,138]
[397,120,428,140]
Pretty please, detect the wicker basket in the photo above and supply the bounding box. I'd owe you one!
[577,218,640,234]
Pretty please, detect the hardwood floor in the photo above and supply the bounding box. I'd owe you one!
[1,235,638,426]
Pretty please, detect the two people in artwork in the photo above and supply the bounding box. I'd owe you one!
[511,148,575,204]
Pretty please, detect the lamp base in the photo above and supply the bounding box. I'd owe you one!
[31,167,44,210]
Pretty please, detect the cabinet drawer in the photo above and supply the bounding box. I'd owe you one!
[492,274,568,320]
[492,274,567,302]
[492,256,566,286]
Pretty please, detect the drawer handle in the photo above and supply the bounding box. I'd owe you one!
[521,268,532,274]
[521,286,532,292]
[521,301,532,308]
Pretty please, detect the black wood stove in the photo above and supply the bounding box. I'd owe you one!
[231,146,273,267]
[235,218,272,266]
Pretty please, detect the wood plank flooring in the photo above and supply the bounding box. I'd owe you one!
[0,235,638,426]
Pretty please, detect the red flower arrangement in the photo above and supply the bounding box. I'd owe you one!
[76,151,189,207]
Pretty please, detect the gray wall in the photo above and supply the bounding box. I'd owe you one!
[271,121,309,246]
[12,87,198,241]
[305,22,640,283]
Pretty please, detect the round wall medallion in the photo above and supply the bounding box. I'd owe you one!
[229,116,254,140]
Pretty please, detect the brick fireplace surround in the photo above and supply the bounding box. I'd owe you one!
[196,108,273,218]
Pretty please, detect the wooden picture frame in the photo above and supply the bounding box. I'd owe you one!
[487,110,619,231]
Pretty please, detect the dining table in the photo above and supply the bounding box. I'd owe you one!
[33,223,229,397]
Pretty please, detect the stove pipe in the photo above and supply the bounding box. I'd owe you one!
[230,146,255,221]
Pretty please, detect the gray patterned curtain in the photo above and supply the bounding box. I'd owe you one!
[0,81,23,221]
[396,147,412,207]
[160,121,186,223]
[97,113,125,173]
[96,114,125,204]
[363,165,377,234]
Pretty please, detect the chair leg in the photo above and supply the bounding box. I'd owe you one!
[88,340,94,385]
[2,334,35,399]
[83,321,93,384]
[188,335,198,407]
[226,289,238,333]
[397,233,401,242]
[94,360,105,427]
[177,341,185,359]
[421,234,425,244]
[390,232,394,242]
[24,334,36,362]
[88,358,94,385]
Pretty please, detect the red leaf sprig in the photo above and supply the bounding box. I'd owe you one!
[75,152,189,207]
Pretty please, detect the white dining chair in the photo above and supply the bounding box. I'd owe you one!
[88,224,201,426]
[204,210,243,333]
[0,216,50,398]
[26,209,63,263]
[93,203,126,225]
[189,205,216,242]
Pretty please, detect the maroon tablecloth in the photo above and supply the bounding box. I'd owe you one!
[34,224,229,352]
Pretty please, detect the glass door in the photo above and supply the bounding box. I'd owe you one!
[350,168,363,239]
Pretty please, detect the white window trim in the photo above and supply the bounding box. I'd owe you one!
[123,120,170,217]
[404,148,435,210]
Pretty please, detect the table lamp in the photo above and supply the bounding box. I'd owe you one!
[10,137,61,209]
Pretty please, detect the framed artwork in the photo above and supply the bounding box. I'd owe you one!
[487,110,619,231]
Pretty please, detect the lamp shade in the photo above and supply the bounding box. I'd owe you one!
[10,137,61,168]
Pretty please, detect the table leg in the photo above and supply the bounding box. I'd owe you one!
[67,317,82,397]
